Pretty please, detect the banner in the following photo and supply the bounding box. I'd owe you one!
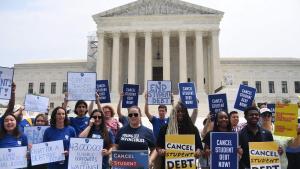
[68,138,103,169]
[234,84,256,111]
[24,126,49,144]
[267,103,275,123]
[147,80,172,105]
[122,84,139,108]
[111,150,148,169]
[208,93,228,114]
[96,80,110,103]
[0,66,14,100]
[24,94,49,113]
[249,142,281,169]
[0,146,27,169]
[165,135,195,169]
[30,140,65,166]
[210,132,238,169]
[178,82,198,109]
[274,104,298,137]
[67,72,96,101]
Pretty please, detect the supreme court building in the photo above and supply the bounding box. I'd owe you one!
[12,0,300,116]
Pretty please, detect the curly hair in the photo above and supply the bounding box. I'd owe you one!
[102,105,115,117]
[50,106,69,127]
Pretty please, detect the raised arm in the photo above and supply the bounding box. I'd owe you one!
[79,118,94,137]
[117,92,124,118]
[144,92,153,121]
[4,82,16,115]
[95,93,103,112]
[62,92,68,109]
[190,108,198,125]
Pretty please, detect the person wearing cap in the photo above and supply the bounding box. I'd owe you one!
[260,107,273,132]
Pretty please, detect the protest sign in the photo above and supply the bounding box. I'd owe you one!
[234,84,256,111]
[249,142,281,169]
[267,103,275,123]
[24,94,49,113]
[24,126,49,144]
[122,84,139,108]
[0,146,27,169]
[274,104,298,137]
[147,80,172,105]
[178,82,198,109]
[67,72,96,101]
[208,93,228,114]
[165,135,195,169]
[111,150,148,169]
[30,140,65,166]
[210,132,238,169]
[0,66,14,100]
[96,80,110,103]
[68,138,103,169]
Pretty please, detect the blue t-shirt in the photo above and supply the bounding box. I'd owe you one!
[119,115,129,127]
[0,133,28,148]
[19,118,32,132]
[69,116,89,135]
[115,125,155,150]
[43,126,76,169]
[150,116,169,139]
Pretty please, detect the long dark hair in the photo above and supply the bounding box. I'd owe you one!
[88,109,111,147]
[0,114,21,138]
[213,111,232,132]
[50,106,69,127]
[175,102,198,134]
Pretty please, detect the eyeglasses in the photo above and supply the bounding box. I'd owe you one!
[92,116,102,119]
[261,113,272,118]
[128,113,139,118]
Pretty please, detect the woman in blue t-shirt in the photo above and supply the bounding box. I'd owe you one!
[43,106,76,169]
[79,109,114,169]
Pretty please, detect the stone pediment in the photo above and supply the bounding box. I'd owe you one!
[95,0,223,17]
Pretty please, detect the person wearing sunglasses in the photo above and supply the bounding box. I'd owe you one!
[114,106,155,152]
[259,107,273,132]
[79,109,114,169]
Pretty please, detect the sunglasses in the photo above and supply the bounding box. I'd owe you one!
[128,113,139,118]
[261,113,272,117]
[92,116,102,119]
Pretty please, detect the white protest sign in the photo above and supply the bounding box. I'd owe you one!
[67,72,96,101]
[0,146,27,169]
[30,140,65,166]
[24,126,49,144]
[147,80,172,105]
[68,138,103,169]
[24,94,49,113]
[0,66,14,100]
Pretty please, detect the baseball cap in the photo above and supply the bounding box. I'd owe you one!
[260,107,271,114]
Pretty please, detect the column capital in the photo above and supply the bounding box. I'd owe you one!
[195,30,203,37]
[162,30,170,37]
[112,31,121,38]
[96,31,105,37]
[128,31,136,37]
[144,31,152,37]
[211,30,220,36]
[178,30,187,37]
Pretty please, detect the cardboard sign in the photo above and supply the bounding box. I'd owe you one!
[210,132,238,169]
[274,104,298,137]
[234,84,256,111]
[30,140,65,166]
[68,138,103,169]
[178,82,198,109]
[111,150,148,169]
[208,93,228,114]
[0,146,27,169]
[24,126,49,144]
[122,84,139,108]
[147,80,172,105]
[0,66,14,100]
[249,142,281,169]
[96,80,110,103]
[24,94,49,113]
[165,135,195,169]
[67,72,96,101]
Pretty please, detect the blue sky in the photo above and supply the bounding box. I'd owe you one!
[1,0,300,67]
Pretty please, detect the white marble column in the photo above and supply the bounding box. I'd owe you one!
[96,31,104,80]
[162,31,170,80]
[211,30,222,93]
[179,30,187,82]
[144,32,152,91]
[195,31,205,93]
[111,32,120,93]
[128,32,136,84]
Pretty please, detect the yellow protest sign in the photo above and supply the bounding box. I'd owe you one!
[274,104,298,137]
[249,142,281,169]
[165,135,195,169]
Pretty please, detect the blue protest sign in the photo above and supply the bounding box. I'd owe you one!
[122,84,139,108]
[0,66,14,100]
[24,126,49,144]
[208,93,228,114]
[96,80,110,103]
[111,150,148,169]
[178,82,198,109]
[147,80,172,105]
[267,103,275,123]
[234,84,256,111]
[210,132,238,169]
